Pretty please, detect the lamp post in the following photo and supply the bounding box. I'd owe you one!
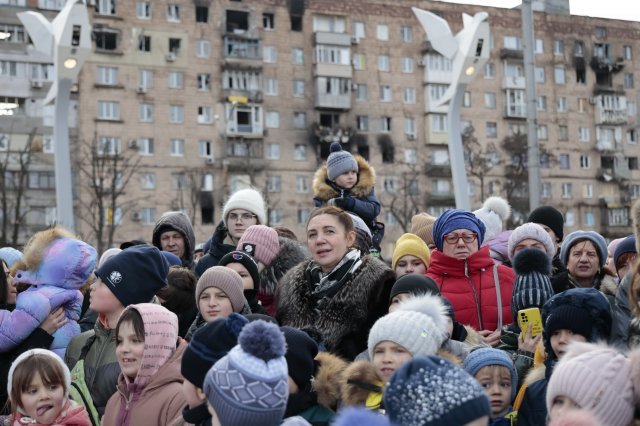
[413,8,490,211]
[18,0,91,231]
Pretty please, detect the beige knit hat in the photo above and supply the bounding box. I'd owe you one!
[195,266,245,312]
[410,213,437,248]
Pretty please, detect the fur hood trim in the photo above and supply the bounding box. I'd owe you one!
[313,351,348,409]
[14,226,78,274]
[313,155,376,200]
[600,274,618,296]
[463,325,485,348]
[524,363,547,386]
[341,360,381,407]
[259,237,308,295]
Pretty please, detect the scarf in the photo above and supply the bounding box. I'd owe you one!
[306,249,362,310]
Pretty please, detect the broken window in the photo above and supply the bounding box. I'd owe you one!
[196,6,208,23]
[226,10,249,33]
[263,13,274,29]
[93,28,119,51]
[169,38,181,54]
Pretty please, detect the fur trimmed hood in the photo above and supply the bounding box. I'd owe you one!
[313,155,376,200]
[341,360,380,407]
[13,227,77,274]
[313,351,348,409]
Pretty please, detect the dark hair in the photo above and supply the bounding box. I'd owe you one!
[157,266,197,314]
[306,206,355,235]
[116,308,145,343]
[629,260,640,316]
[273,226,298,241]
[568,238,603,263]
[0,260,9,305]
[10,353,66,415]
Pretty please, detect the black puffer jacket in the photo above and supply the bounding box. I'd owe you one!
[195,221,235,277]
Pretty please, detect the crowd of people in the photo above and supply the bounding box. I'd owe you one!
[1,143,640,425]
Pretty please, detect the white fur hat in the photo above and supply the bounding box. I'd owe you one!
[7,349,72,399]
[474,196,511,243]
[222,188,267,226]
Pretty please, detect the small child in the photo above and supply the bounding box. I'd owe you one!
[7,349,90,426]
[203,320,289,426]
[218,250,265,315]
[464,347,518,425]
[312,142,381,245]
[186,266,246,338]
[391,233,431,278]
[388,274,440,311]
[102,303,186,426]
[176,313,249,425]
[384,355,491,426]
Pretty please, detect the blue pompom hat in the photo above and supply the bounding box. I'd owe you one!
[432,209,486,252]
[326,142,358,181]
[203,320,289,426]
[0,247,23,269]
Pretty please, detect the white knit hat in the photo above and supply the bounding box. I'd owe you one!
[368,308,446,359]
[7,349,72,399]
[474,196,511,243]
[222,188,267,226]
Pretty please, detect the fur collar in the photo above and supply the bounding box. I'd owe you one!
[313,155,376,200]
[341,360,381,406]
[313,352,348,409]
[13,226,78,275]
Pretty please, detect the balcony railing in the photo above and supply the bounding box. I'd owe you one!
[224,35,260,60]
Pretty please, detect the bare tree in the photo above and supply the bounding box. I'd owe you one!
[0,128,37,246]
[75,134,143,253]
[463,126,502,201]
[379,162,423,233]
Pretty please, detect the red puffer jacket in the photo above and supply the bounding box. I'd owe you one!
[426,246,515,331]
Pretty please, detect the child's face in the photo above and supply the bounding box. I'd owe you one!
[182,380,206,408]
[89,277,124,314]
[198,287,234,323]
[224,263,254,290]
[4,262,16,305]
[549,395,580,420]
[388,293,411,313]
[116,320,145,379]
[394,255,427,278]
[475,366,512,418]
[550,329,586,359]
[372,340,412,383]
[333,170,357,189]
[20,371,65,425]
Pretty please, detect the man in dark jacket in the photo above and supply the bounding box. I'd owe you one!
[152,211,197,269]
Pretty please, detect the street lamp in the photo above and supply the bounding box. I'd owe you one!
[413,8,490,211]
[18,0,91,231]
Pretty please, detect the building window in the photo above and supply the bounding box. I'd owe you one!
[93,28,119,51]
[27,171,55,189]
[559,153,570,169]
[170,139,184,156]
[196,140,211,159]
[266,111,280,128]
[138,208,156,225]
[294,144,307,161]
[96,136,121,156]
[463,91,471,107]
[432,179,451,195]
[292,48,304,64]
[402,57,414,73]
[559,125,569,141]
[357,116,369,132]
[534,38,544,54]
[629,157,639,170]
[580,154,591,169]
[631,184,640,199]
[554,66,566,85]
[266,143,280,160]
[168,71,183,89]
[380,117,392,133]
[504,36,522,50]
[553,40,564,55]
[292,80,304,97]
[197,73,210,91]
[376,24,388,41]
[169,105,184,123]
[628,129,638,144]
[138,69,153,89]
[171,173,186,191]
[312,15,346,33]
[405,117,416,138]
[168,38,181,54]
[537,124,548,140]
[141,172,156,189]
[404,87,416,104]
[356,84,368,102]
[296,176,309,193]
[535,67,545,83]
[541,182,551,198]
[561,183,572,198]
[484,92,496,109]
[379,85,392,102]
[584,211,594,227]
[315,45,350,65]
[197,106,212,124]
[293,112,306,129]
[625,73,634,89]
[269,209,283,225]
[298,208,309,225]
[267,176,281,192]
[138,35,151,52]
[102,208,122,226]
[400,26,413,43]
[378,55,390,72]
[136,138,154,155]
[263,46,277,63]
[486,122,497,138]
[196,39,211,58]
[139,103,153,122]
[97,101,120,120]
[264,78,278,96]
[95,0,116,16]
[536,95,547,111]
[624,45,633,60]
[167,4,180,22]
[353,53,366,70]
[353,21,365,40]
[484,63,495,79]
[405,148,417,164]
[96,66,118,85]
[431,114,447,133]
[263,13,274,30]
[136,2,151,19]
[556,97,567,112]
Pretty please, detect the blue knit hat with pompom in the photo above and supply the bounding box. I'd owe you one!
[203,320,289,426]
[326,142,358,181]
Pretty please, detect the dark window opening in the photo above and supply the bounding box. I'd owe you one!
[377,134,395,163]
[169,38,181,54]
[576,68,586,84]
[196,6,209,23]
[290,16,302,31]
[288,0,304,31]
[139,35,151,52]
[93,30,118,50]
[200,192,214,224]
[71,25,81,46]
[629,157,638,170]
[601,156,614,169]
[319,113,340,128]
[226,10,249,33]
[595,71,612,87]
[263,13,274,29]
[355,134,369,160]
[237,110,251,126]
[573,41,584,57]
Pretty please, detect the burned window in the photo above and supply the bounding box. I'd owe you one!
[377,134,395,163]
[169,38,181,54]
[226,10,249,33]
[601,156,614,169]
[93,28,119,51]
[196,6,208,23]
[289,0,304,31]
[319,113,340,128]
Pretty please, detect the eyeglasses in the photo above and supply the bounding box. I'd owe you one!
[228,213,257,222]
[443,232,477,244]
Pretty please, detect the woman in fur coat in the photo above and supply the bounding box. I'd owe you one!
[276,206,394,360]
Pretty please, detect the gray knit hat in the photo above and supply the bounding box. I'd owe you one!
[508,222,555,262]
[326,142,358,181]
[195,266,245,312]
[560,230,608,268]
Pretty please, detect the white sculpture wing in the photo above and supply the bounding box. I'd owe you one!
[17,11,54,57]
[411,7,457,59]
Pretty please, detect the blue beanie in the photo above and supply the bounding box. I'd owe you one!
[0,247,23,269]
[463,347,518,399]
[432,209,486,251]
[384,355,490,426]
[326,142,358,181]
[560,230,607,268]
[161,251,182,267]
[614,235,636,275]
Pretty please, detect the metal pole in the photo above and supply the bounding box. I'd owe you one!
[53,77,75,230]
[448,84,471,211]
[522,0,541,210]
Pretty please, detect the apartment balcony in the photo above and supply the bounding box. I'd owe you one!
[223,139,265,171]
[504,104,527,119]
[222,89,263,103]
[223,35,261,64]
[600,204,630,228]
[594,95,627,125]
[314,31,351,47]
[500,48,523,60]
[315,92,350,110]
[425,163,452,177]
[595,140,622,152]
[502,76,525,90]
[425,191,455,204]
[597,166,629,182]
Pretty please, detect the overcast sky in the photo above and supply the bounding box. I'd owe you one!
[433,0,640,22]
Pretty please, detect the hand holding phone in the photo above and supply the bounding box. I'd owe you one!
[517,307,543,338]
